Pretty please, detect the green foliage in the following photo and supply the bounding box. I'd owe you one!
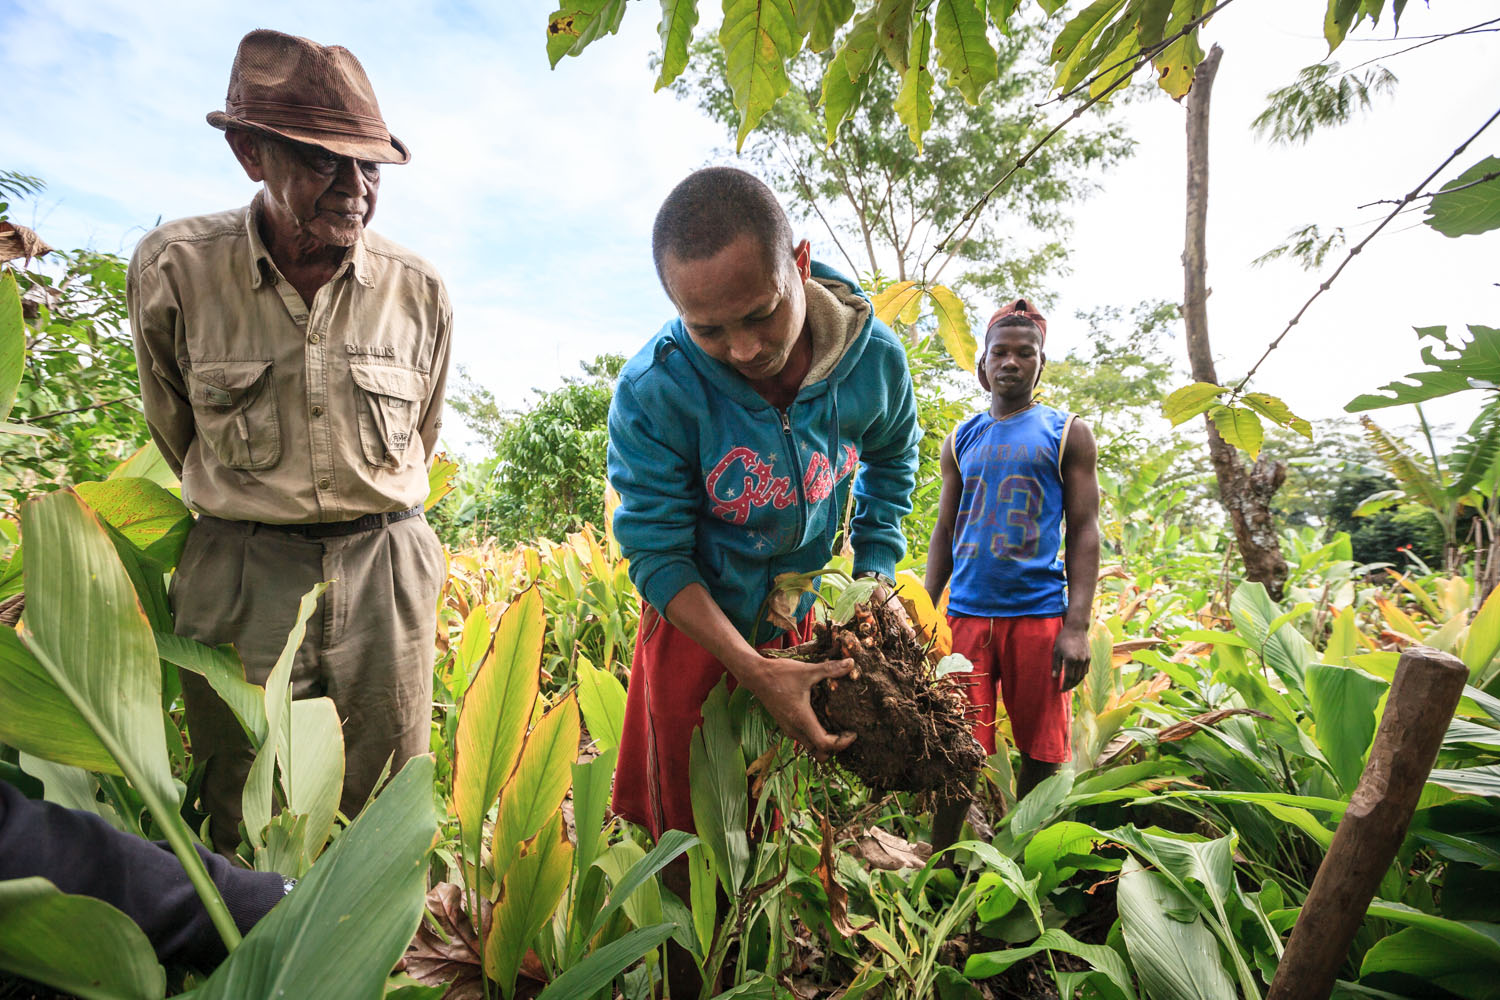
[1251,223,1347,271]
[1325,472,1443,567]
[1425,156,1500,238]
[1347,325,1500,412]
[0,878,164,1000]
[1252,62,1398,146]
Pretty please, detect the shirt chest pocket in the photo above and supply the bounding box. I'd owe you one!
[185,359,281,471]
[349,360,428,468]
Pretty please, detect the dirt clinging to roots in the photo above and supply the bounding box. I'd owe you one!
[794,600,985,796]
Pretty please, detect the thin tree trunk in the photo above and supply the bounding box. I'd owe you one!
[1182,44,1289,598]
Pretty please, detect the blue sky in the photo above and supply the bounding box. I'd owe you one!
[2,0,1497,452]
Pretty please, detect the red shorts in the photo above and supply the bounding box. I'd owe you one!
[612,603,813,838]
[947,614,1071,763]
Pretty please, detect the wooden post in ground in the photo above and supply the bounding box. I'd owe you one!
[1266,646,1467,1000]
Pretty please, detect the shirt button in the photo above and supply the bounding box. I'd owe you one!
[318,477,331,490]
[311,405,324,417]
[308,333,321,345]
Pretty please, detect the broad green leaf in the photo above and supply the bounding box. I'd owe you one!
[587,830,697,942]
[1326,607,1358,666]
[1210,404,1265,460]
[798,0,855,52]
[280,697,345,871]
[1427,764,1500,798]
[156,633,267,743]
[894,14,935,150]
[453,587,545,866]
[425,454,460,512]
[929,284,976,372]
[18,754,123,827]
[1348,325,1500,411]
[491,693,580,885]
[0,626,116,773]
[1352,489,1404,517]
[1008,768,1074,841]
[934,0,998,104]
[17,489,237,950]
[1050,0,1127,93]
[965,927,1136,998]
[0,878,164,1000]
[1162,381,1228,426]
[1448,401,1500,498]
[831,577,879,624]
[242,583,329,851]
[686,842,717,957]
[1425,156,1500,238]
[1117,858,1236,1000]
[455,604,491,693]
[1088,17,1144,99]
[571,747,617,871]
[576,654,626,752]
[75,478,191,570]
[0,270,25,423]
[546,0,630,68]
[486,812,575,998]
[821,25,873,143]
[110,442,178,487]
[871,280,923,327]
[874,0,916,73]
[720,0,800,150]
[690,678,751,896]
[654,0,701,90]
[1230,581,1311,687]
[534,923,678,1000]
[188,756,437,1000]
[1362,901,1500,996]
[1465,583,1500,681]
[1324,0,1360,50]
[1243,392,1313,439]
[1024,820,1110,896]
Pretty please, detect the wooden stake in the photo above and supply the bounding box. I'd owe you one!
[1266,646,1468,1000]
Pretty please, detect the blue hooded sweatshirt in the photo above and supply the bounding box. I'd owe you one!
[607,262,921,640]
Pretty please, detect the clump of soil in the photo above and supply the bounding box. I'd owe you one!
[791,599,984,796]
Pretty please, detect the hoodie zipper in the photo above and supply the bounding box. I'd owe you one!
[778,406,809,544]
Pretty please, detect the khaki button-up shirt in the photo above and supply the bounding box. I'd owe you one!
[127,199,452,523]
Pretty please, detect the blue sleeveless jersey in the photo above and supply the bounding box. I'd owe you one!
[947,403,1073,618]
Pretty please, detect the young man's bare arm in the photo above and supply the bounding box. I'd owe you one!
[1053,418,1100,691]
[663,583,854,758]
[924,433,963,607]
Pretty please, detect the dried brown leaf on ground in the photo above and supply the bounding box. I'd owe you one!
[847,826,931,871]
[1156,707,1273,743]
[816,811,872,936]
[398,882,546,999]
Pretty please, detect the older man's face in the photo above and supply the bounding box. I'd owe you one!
[233,133,380,248]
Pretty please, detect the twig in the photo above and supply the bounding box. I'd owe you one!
[770,137,862,278]
[24,396,140,422]
[1232,104,1500,397]
[924,0,1234,280]
[1338,17,1500,75]
[1355,168,1500,209]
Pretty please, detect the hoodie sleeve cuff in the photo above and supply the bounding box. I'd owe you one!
[636,558,706,616]
[853,544,901,585]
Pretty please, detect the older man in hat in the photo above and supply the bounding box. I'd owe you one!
[128,29,451,852]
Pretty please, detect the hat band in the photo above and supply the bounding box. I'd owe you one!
[230,99,390,141]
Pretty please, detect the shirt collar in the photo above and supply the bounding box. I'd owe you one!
[244,192,374,290]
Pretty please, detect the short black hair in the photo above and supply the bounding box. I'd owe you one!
[984,313,1044,351]
[652,167,794,287]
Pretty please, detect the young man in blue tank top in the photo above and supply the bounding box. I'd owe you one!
[925,299,1099,847]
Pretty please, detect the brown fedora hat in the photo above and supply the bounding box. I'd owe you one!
[207,29,409,164]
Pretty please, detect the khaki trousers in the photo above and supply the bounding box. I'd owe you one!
[172,513,444,853]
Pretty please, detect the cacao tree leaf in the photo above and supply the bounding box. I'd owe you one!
[546,0,630,68]
[1425,156,1500,238]
[1324,0,1361,50]
[821,16,875,143]
[0,270,23,423]
[1051,0,1127,93]
[1153,0,1208,100]
[0,878,164,1000]
[1347,325,1500,410]
[928,284,976,372]
[894,13,935,150]
[987,0,1023,33]
[1161,381,1228,426]
[874,0,916,73]
[654,0,701,91]
[1209,404,1264,460]
[798,0,855,52]
[934,0,998,105]
[485,812,574,996]
[453,587,545,867]
[490,692,580,886]
[871,280,923,327]
[720,0,801,150]
[1242,392,1313,440]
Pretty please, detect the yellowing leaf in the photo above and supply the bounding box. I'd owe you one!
[874,0,916,73]
[1161,381,1228,426]
[934,0,998,105]
[1209,405,1265,460]
[1152,0,1207,101]
[871,280,923,327]
[546,0,630,69]
[491,692,580,885]
[603,481,622,559]
[928,284,976,372]
[720,0,801,150]
[0,270,24,423]
[654,0,701,91]
[425,453,460,511]
[894,14,935,150]
[799,0,856,52]
[453,587,545,865]
[1242,392,1313,439]
[485,812,574,995]
[894,570,952,658]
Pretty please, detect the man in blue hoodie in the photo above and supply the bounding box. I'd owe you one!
[607,167,921,839]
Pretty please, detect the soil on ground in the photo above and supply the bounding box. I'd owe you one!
[791,600,985,796]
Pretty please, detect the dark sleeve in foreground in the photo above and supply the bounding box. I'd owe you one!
[0,780,286,969]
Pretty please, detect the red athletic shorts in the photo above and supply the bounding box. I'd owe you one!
[947,614,1072,763]
[612,603,813,839]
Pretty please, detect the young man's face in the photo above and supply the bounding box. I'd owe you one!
[980,323,1045,398]
[662,234,812,382]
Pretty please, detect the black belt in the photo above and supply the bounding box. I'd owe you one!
[248,505,424,539]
